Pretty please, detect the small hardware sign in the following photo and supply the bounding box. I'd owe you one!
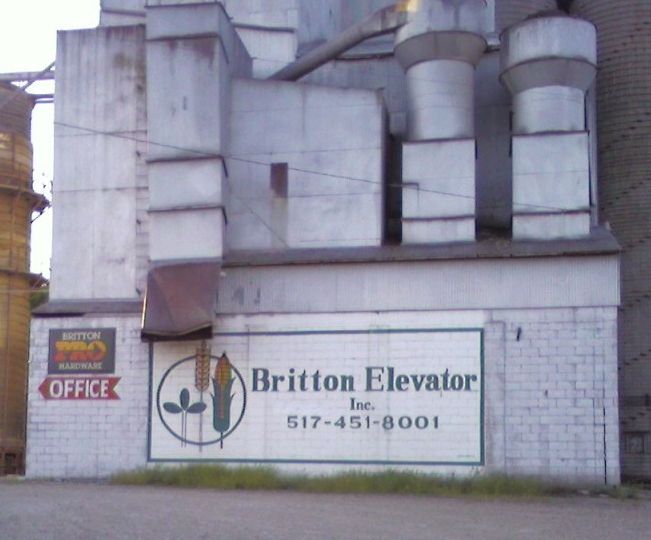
[38,377,121,400]
[48,328,116,375]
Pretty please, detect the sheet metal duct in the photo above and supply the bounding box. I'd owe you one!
[141,262,220,340]
[500,11,597,240]
[500,12,597,134]
[394,0,487,141]
[397,0,487,245]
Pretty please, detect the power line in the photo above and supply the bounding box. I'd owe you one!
[51,119,578,213]
[2,95,586,219]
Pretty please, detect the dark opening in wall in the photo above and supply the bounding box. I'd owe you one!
[384,133,402,245]
[556,0,574,13]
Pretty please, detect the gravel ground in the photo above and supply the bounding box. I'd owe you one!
[0,480,650,540]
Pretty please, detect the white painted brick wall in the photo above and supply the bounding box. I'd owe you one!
[26,307,620,484]
[486,307,620,484]
[27,316,149,478]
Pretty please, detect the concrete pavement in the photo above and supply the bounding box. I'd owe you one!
[0,481,650,540]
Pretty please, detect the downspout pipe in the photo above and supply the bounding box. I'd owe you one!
[268,5,408,81]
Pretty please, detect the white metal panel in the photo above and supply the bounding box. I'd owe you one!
[51,189,139,300]
[305,57,408,138]
[149,209,225,261]
[402,140,476,218]
[513,213,591,241]
[402,219,475,244]
[148,159,225,210]
[146,39,229,160]
[100,0,145,25]
[235,26,297,78]
[147,0,254,74]
[513,87,585,134]
[406,61,475,140]
[217,256,620,314]
[228,78,385,250]
[501,16,597,68]
[513,133,590,213]
[50,26,146,301]
[222,0,300,30]
[287,193,383,248]
[101,0,144,9]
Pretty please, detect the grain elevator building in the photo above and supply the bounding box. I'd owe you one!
[27,0,625,484]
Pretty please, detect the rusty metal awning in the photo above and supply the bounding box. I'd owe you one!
[141,262,220,341]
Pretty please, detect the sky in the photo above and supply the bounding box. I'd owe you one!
[0,0,100,277]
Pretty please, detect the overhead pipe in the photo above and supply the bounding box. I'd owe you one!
[268,5,409,82]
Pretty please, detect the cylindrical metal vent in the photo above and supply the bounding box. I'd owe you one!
[495,0,557,34]
[394,0,487,140]
[500,13,597,134]
[0,83,42,475]
[572,0,651,482]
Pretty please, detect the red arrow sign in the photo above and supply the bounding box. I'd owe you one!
[38,377,121,400]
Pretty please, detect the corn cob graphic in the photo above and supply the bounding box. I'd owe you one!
[212,352,235,448]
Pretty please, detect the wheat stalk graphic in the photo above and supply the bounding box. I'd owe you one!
[195,341,211,450]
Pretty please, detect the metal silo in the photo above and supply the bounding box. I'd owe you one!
[0,83,45,475]
[495,0,557,33]
[570,0,651,482]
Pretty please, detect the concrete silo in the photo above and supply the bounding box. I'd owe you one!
[571,0,651,481]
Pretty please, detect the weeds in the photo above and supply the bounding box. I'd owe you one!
[111,466,628,499]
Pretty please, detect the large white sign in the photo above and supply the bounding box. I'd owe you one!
[149,329,483,465]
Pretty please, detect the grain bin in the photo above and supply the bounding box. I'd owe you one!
[0,82,46,475]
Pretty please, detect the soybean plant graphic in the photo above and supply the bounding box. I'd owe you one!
[157,344,247,449]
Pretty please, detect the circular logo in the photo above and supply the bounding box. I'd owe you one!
[156,352,246,448]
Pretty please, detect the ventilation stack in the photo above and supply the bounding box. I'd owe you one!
[396,0,487,244]
[141,1,251,339]
[500,12,596,240]
[0,84,45,475]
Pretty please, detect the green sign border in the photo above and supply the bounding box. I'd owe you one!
[147,328,485,467]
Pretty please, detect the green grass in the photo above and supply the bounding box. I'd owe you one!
[111,465,602,499]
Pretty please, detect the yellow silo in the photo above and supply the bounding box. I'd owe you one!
[0,82,47,475]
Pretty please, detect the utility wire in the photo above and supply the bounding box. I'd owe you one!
[50,119,579,214]
[2,69,588,218]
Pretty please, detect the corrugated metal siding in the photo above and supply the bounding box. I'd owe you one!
[218,256,620,314]
[573,0,651,481]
